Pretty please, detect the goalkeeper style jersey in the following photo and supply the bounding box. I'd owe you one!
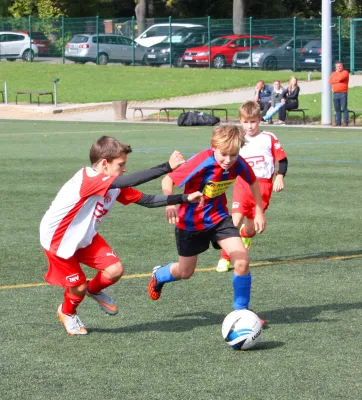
[40,167,142,259]
[168,149,256,231]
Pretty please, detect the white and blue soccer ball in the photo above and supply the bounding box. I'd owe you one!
[222,309,262,350]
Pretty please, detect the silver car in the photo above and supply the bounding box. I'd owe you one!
[65,34,147,65]
[232,36,312,70]
[0,31,38,61]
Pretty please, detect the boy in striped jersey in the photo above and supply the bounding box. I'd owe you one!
[148,125,266,316]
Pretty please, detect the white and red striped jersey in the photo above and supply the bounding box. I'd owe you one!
[40,167,142,259]
[240,131,286,180]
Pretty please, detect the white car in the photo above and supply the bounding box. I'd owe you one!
[0,31,38,61]
[135,23,203,47]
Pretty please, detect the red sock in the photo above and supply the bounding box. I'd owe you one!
[220,249,230,261]
[240,226,256,238]
[87,271,117,294]
[62,289,85,315]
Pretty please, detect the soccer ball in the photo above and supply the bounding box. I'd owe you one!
[222,309,263,350]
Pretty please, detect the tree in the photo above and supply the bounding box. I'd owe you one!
[233,0,247,34]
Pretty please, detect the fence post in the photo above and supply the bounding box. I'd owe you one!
[208,16,211,69]
[62,16,65,64]
[96,15,99,65]
[293,16,296,72]
[350,18,355,74]
[132,16,135,66]
[338,16,341,61]
[169,16,173,67]
[249,17,252,70]
[29,15,32,62]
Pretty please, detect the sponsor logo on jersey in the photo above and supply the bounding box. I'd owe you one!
[203,179,235,198]
[66,273,80,283]
[232,202,240,209]
[106,251,117,258]
[104,194,112,204]
[102,175,111,181]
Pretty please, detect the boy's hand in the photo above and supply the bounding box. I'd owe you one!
[187,191,204,207]
[169,151,185,170]
[166,205,178,224]
[254,209,266,234]
[273,175,285,192]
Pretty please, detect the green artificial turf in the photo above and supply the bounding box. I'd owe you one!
[0,121,361,400]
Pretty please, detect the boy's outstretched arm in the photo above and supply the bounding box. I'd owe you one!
[249,180,266,234]
[162,175,179,224]
[135,192,203,208]
[273,157,288,192]
[110,150,185,189]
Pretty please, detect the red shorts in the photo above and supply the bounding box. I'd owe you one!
[232,178,273,220]
[43,234,120,288]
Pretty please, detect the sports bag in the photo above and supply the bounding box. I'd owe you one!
[177,111,220,126]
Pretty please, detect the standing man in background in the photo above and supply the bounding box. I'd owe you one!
[329,61,349,127]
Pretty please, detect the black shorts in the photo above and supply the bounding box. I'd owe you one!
[175,216,240,257]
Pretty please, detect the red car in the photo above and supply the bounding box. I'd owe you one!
[18,31,51,55]
[182,34,275,69]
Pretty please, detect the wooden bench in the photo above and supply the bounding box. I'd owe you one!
[286,108,308,124]
[128,106,229,122]
[16,91,54,106]
[334,110,362,126]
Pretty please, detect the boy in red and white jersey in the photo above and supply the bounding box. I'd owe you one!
[216,101,288,273]
[40,136,203,335]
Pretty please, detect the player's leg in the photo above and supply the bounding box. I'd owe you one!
[77,234,123,315]
[149,227,207,300]
[43,249,88,335]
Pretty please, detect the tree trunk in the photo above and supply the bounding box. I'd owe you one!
[233,0,247,35]
[135,0,147,35]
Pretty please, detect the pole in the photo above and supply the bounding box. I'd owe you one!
[249,17,252,70]
[62,16,65,64]
[293,17,296,72]
[4,81,8,104]
[208,16,211,69]
[96,15,99,65]
[132,16,135,66]
[321,0,332,125]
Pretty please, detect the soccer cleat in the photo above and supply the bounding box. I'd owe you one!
[216,258,232,273]
[86,289,118,315]
[148,265,164,301]
[240,224,251,250]
[56,304,88,336]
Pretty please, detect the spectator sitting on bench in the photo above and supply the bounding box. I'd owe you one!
[254,80,273,120]
[275,76,300,125]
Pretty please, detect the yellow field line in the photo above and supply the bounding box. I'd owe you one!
[1,253,361,291]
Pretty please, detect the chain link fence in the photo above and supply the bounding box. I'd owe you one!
[0,16,360,72]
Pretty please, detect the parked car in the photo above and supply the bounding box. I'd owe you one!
[298,39,360,71]
[145,26,233,67]
[135,23,204,47]
[0,31,38,61]
[182,35,275,69]
[17,31,51,55]
[232,36,312,70]
[65,34,147,65]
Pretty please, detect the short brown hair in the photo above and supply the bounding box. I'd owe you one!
[211,125,245,154]
[239,101,262,120]
[89,136,132,165]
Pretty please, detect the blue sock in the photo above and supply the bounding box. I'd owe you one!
[155,263,177,284]
[232,273,252,310]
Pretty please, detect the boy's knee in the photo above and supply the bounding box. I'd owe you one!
[104,262,124,281]
[232,258,249,275]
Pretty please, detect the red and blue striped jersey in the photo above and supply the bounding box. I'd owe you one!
[168,149,256,231]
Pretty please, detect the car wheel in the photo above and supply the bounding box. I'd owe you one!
[22,49,34,62]
[262,57,277,70]
[213,55,226,69]
[98,53,109,65]
[173,56,184,68]
[6,58,16,62]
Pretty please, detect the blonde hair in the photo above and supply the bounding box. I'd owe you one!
[211,125,245,154]
[289,76,298,90]
[239,101,261,121]
[90,136,132,165]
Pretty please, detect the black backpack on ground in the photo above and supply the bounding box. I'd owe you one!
[177,111,220,126]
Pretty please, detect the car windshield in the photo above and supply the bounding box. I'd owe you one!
[161,31,192,44]
[69,35,89,44]
[260,36,288,48]
[209,37,231,46]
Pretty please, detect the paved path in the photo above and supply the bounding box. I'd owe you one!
[1,75,361,123]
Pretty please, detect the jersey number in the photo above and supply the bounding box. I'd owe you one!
[94,202,108,219]
[245,155,265,167]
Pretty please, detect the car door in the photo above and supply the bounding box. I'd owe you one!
[102,35,118,61]
[1,33,24,57]
[0,34,7,57]
[224,38,247,64]
[116,36,133,62]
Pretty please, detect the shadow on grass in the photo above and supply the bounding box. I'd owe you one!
[89,311,224,334]
[259,301,362,325]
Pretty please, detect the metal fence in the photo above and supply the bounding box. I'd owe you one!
[0,16,360,72]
